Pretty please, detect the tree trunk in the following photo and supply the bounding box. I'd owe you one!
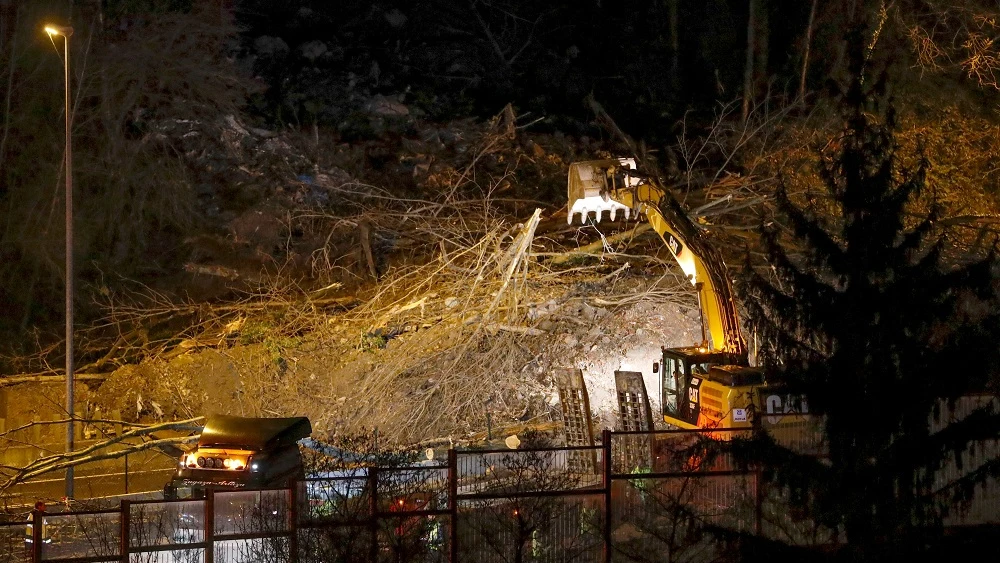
[0,0,17,183]
[668,0,679,85]
[755,0,768,98]
[799,0,818,100]
[359,219,378,280]
[742,0,758,121]
[833,0,861,79]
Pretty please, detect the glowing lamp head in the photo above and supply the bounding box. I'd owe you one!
[44,24,74,37]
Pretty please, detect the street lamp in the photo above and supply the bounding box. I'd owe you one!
[45,22,75,500]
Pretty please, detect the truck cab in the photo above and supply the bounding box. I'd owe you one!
[163,415,312,499]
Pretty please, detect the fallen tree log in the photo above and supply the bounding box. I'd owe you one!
[547,223,653,266]
[0,373,111,387]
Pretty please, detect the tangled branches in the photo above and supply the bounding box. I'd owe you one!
[0,417,203,496]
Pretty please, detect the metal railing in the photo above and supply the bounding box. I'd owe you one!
[2,424,995,563]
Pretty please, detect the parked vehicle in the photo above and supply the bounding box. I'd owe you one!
[163,415,312,499]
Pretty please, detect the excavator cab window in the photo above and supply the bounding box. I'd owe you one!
[662,357,684,420]
[662,354,711,426]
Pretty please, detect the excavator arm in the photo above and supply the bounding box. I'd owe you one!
[566,158,747,362]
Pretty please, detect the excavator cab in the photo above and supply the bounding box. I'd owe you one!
[657,347,763,430]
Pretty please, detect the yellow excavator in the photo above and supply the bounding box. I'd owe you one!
[567,158,807,431]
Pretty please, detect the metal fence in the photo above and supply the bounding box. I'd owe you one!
[2,425,997,563]
[453,446,605,563]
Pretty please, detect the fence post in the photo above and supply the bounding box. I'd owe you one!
[369,467,378,563]
[603,428,613,563]
[205,489,215,563]
[448,448,458,563]
[289,482,299,563]
[755,468,763,537]
[30,509,41,563]
[120,500,130,563]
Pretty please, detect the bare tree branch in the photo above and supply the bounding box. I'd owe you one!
[0,417,203,493]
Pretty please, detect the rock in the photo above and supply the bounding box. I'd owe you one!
[573,301,601,321]
[223,115,250,137]
[530,141,545,158]
[444,297,460,308]
[299,40,328,62]
[365,95,409,117]
[228,208,284,248]
[253,35,289,58]
[528,300,562,320]
[563,334,579,347]
[383,8,407,28]
[250,127,276,138]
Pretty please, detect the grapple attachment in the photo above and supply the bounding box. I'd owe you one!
[567,158,638,225]
[568,195,631,225]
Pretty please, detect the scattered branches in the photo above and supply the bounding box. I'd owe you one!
[896,1,1000,90]
[0,417,203,494]
[4,100,790,449]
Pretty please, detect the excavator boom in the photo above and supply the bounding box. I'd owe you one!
[563,159,815,433]
[567,158,747,362]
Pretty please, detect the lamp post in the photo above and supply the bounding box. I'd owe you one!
[44,23,75,500]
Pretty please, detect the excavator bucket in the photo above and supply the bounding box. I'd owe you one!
[567,158,637,224]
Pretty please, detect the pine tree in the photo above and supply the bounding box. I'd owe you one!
[740,27,1000,559]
